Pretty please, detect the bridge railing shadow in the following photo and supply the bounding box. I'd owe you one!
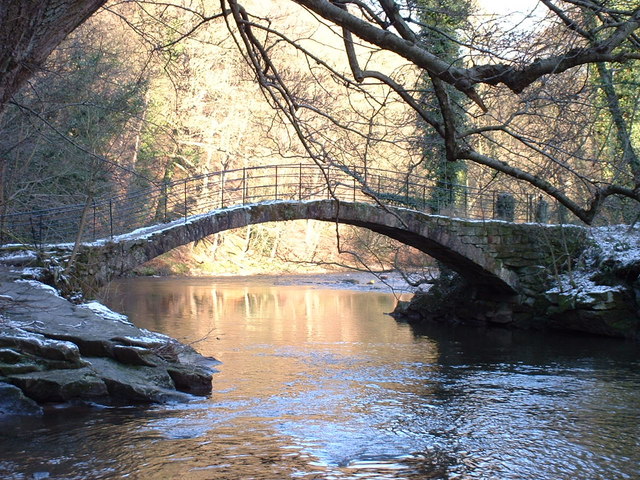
[0,163,576,247]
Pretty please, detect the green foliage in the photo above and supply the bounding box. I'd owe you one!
[415,0,471,59]
[581,2,640,189]
[414,0,469,211]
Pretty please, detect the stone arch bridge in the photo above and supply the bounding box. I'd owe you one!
[1,164,588,298]
[67,200,586,296]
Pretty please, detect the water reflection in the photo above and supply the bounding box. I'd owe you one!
[1,276,638,480]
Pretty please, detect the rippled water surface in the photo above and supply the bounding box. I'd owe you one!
[2,275,639,479]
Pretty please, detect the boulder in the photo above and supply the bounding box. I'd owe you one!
[7,367,108,403]
[0,382,43,415]
[87,357,192,404]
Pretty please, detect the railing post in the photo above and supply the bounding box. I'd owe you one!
[353,177,356,202]
[492,191,496,219]
[29,215,35,247]
[109,200,114,239]
[92,201,96,241]
[326,169,331,199]
[163,179,169,223]
[184,179,188,221]
[220,171,225,208]
[405,177,409,205]
[299,163,302,201]
[242,167,246,205]
[464,188,469,218]
[535,196,549,223]
[274,165,279,200]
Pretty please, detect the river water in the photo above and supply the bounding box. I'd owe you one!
[2,275,639,480]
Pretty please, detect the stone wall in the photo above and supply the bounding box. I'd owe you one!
[394,224,640,341]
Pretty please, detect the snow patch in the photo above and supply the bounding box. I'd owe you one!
[589,225,640,268]
[118,333,170,347]
[18,267,44,278]
[545,225,640,304]
[546,271,624,303]
[78,302,132,325]
[14,279,61,298]
[0,250,38,262]
[1,324,80,352]
[140,328,171,340]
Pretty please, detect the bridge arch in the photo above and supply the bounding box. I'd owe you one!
[74,200,520,294]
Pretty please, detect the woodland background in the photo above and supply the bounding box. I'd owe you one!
[1,0,638,277]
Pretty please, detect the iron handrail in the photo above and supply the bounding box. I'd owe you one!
[0,163,567,246]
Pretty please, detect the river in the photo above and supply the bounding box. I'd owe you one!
[1,274,639,479]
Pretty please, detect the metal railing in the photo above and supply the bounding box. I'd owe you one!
[0,163,568,246]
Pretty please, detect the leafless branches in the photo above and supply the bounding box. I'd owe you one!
[223,0,640,224]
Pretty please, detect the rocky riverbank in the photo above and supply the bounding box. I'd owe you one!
[393,225,640,341]
[0,265,218,416]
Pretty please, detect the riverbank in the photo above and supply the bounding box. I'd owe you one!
[393,225,640,341]
[0,265,218,415]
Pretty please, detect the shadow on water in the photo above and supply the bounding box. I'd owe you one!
[400,321,640,480]
[407,320,640,370]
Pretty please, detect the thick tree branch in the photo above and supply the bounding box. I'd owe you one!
[460,147,640,224]
[293,0,640,95]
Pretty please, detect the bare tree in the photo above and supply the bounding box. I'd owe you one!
[223,0,640,224]
[2,0,640,225]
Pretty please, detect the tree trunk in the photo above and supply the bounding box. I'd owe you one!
[0,0,107,113]
[595,63,640,185]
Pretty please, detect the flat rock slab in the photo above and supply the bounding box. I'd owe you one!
[0,267,218,411]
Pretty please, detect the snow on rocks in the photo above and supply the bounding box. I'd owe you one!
[546,270,625,304]
[0,249,38,266]
[588,224,640,269]
[78,301,132,325]
[0,266,217,411]
[15,278,62,298]
[540,225,640,339]
[547,225,640,300]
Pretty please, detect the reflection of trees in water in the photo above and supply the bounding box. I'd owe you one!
[110,278,411,346]
[96,277,640,479]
